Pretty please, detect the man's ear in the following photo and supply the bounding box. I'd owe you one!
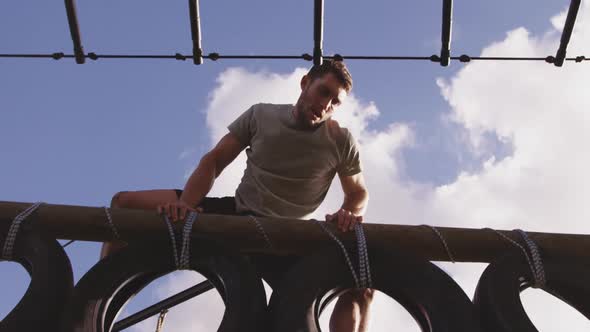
[300,75,310,91]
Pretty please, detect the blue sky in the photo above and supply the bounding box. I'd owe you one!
[2,0,590,330]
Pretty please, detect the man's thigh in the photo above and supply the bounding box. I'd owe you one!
[113,189,178,210]
[174,190,237,214]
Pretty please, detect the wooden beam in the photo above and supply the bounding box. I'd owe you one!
[1,200,589,263]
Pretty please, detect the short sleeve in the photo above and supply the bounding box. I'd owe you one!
[227,105,257,146]
[337,130,362,176]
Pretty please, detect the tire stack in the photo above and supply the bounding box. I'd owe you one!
[3,234,590,331]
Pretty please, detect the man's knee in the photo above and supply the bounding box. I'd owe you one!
[346,288,375,304]
[110,191,130,208]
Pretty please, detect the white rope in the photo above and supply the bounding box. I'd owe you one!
[162,211,198,270]
[62,206,120,249]
[104,206,121,240]
[354,223,372,288]
[2,202,44,260]
[421,224,456,263]
[248,215,273,249]
[355,225,367,288]
[248,216,368,287]
[313,219,361,288]
[179,212,198,270]
[485,228,546,288]
[515,229,546,288]
[359,225,372,288]
[162,214,180,268]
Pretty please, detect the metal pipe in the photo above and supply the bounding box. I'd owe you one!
[112,280,214,331]
[188,0,203,65]
[63,0,85,64]
[554,0,581,67]
[440,0,453,66]
[313,0,324,66]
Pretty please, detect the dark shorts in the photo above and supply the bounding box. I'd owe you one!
[174,190,300,289]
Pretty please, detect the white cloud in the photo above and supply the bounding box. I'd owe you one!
[433,2,590,234]
[430,2,590,331]
[151,3,590,330]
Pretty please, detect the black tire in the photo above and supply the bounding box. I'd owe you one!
[0,232,74,332]
[473,255,590,332]
[268,245,482,332]
[61,238,267,332]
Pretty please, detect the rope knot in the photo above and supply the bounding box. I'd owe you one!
[162,211,198,270]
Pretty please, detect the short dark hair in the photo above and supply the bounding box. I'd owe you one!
[307,60,353,93]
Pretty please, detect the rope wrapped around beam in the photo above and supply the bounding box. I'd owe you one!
[1,200,589,263]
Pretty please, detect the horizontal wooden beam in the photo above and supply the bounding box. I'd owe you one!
[1,200,589,263]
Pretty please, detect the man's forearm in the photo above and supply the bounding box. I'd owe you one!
[179,153,218,206]
[341,190,369,216]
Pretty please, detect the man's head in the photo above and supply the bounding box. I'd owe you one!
[294,60,353,129]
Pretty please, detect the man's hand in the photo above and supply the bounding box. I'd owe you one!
[157,200,202,222]
[325,208,363,232]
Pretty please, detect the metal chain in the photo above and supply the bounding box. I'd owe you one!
[313,219,360,288]
[421,224,456,263]
[485,228,545,288]
[248,215,273,249]
[2,202,44,260]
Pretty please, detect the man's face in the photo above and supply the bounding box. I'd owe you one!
[295,72,348,129]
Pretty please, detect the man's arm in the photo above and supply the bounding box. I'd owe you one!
[326,172,369,232]
[180,132,247,206]
[339,172,369,215]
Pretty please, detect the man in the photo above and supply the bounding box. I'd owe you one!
[101,60,374,332]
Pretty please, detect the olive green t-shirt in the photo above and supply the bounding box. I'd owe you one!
[228,103,362,219]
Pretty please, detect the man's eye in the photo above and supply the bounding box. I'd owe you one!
[320,87,331,97]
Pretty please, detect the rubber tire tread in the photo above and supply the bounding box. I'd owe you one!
[0,232,74,332]
[268,245,483,332]
[61,239,267,332]
[473,255,590,332]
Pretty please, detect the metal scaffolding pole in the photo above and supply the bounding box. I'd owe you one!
[111,280,214,331]
[63,0,85,64]
[554,0,582,67]
[188,0,203,65]
[440,0,453,66]
[313,0,324,66]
